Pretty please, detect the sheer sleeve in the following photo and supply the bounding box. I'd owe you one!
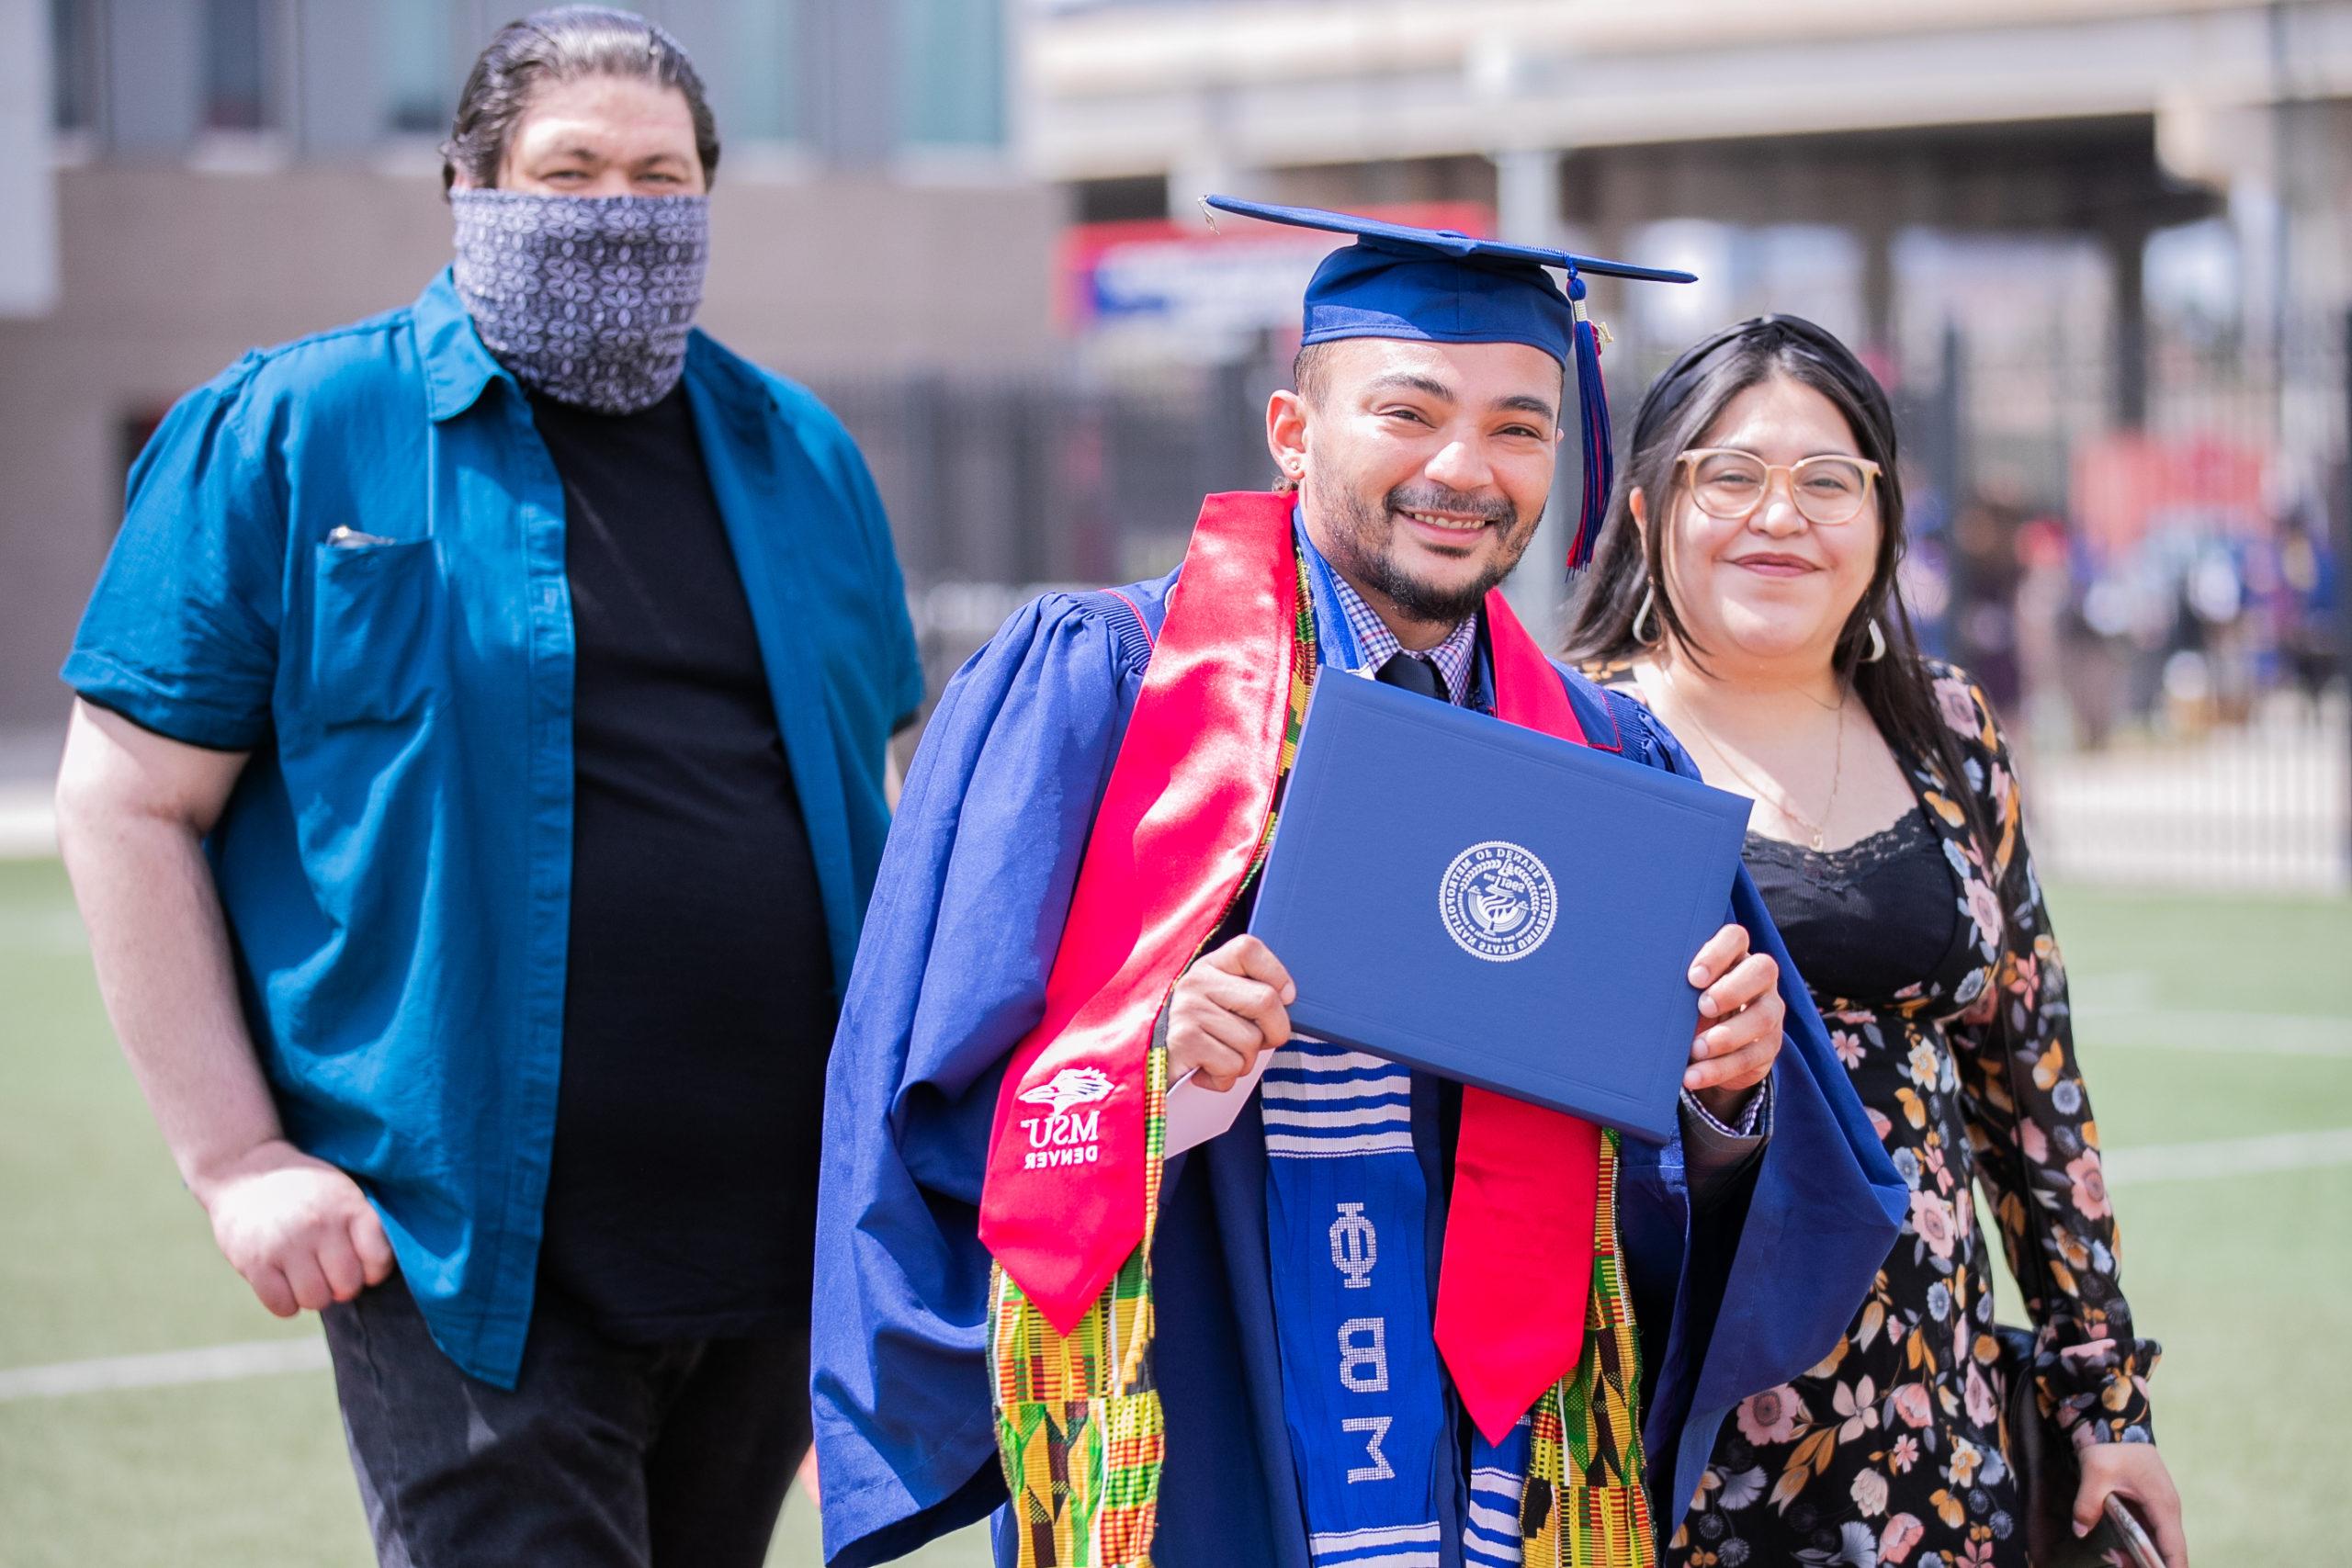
[1939,667,2160,1447]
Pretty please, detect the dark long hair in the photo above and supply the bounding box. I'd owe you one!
[442,6,720,194]
[1563,315,1994,849]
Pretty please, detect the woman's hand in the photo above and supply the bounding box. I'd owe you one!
[2075,1442,2187,1566]
[1685,922,1784,1122]
[1166,935,1295,1091]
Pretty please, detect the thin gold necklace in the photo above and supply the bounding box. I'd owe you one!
[1658,667,1847,852]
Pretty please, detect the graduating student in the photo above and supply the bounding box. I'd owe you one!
[811,201,1906,1568]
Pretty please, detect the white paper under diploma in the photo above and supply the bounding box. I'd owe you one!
[1161,1051,1274,1157]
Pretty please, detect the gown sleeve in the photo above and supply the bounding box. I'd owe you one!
[810,593,1148,1565]
[1937,668,2161,1447]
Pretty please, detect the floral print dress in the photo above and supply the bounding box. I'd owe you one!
[1652,664,2161,1568]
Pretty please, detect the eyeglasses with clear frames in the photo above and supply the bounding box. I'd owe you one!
[1675,447,1882,526]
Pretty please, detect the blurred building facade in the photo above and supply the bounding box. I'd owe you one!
[4,0,2347,886]
[1028,0,2352,888]
[1032,0,2350,609]
[0,0,1063,736]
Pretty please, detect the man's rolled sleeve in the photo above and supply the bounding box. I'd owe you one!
[62,367,286,750]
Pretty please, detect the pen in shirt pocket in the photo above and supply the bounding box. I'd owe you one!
[327,525,398,548]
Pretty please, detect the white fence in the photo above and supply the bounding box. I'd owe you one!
[2027,697,2349,894]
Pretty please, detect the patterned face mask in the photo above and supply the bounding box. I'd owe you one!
[450,190,709,415]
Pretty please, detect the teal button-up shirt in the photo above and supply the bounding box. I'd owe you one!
[63,271,923,1387]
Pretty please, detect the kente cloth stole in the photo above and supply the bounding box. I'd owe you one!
[987,500,1316,1568]
[982,492,1653,1566]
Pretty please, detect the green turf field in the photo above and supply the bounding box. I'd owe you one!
[2,854,2346,1565]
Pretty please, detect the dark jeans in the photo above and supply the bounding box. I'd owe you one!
[321,1277,810,1568]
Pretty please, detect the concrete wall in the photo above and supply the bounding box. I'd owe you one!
[0,162,1064,734]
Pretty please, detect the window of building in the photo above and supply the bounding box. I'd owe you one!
[118,407,171,519]
[1073,175,1169,224]
[715,0,802,145]
[202,0,274,131]
[381,0,453,137]
[898,0,1005,150]
[51,0,103,133]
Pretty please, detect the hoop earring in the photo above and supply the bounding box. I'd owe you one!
[1863,618,1888,663]
[1633,585,1662,647]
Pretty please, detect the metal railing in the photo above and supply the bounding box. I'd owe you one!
[823,317,2352,894]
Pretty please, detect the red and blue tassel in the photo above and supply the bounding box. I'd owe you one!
[1566,271,1611,573]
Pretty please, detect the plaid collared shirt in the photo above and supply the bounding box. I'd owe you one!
[1324,568,1480,707]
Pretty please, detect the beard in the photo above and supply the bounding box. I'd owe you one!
[1318,479,1541,626]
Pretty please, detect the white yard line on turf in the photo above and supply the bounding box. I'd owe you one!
[0,782,57,860]
[2075,1006,2352,1059]
[6,1126,2349,1403]
[2104,1126,2352,1187]
[0,1335,327,1402]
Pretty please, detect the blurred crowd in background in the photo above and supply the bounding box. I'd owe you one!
[2,0,2348,889]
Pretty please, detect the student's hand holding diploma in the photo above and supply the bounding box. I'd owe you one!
[1684,921,1785,1124]
[1168,935,1297,1091]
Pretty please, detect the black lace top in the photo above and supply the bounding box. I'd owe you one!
[1589,663,2160,1568]
[1742,807,1961,1004]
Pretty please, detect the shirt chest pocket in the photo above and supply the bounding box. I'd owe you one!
[306,537,447,727]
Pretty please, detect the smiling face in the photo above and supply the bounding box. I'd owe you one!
[1646,374,1883,674]
[477,73,707,197]
[1270,336,1563,642]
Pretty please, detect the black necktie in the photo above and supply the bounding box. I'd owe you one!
[1375,651,1445,702]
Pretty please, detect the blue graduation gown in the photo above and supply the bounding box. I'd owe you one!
[811,570,1905,1567]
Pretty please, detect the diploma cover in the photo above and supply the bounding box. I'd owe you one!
[1248,668,1753,1144]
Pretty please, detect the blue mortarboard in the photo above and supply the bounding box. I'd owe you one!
[1201,194,1696,570]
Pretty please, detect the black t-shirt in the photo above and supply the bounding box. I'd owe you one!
[529,384,837,1342]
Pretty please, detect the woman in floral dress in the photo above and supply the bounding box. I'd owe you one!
[1564,316,2185,1567]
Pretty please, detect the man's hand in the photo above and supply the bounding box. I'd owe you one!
[1166,934,1296,1091]
[192,1139,394,1317]
[2075,1443,2188,1566]
[1685,923,1783,1123]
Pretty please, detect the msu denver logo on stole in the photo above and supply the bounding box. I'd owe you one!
[1438,840,1559,963]
[1015,1066,1117,1169]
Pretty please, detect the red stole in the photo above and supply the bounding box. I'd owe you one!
[978,490,1604,1442]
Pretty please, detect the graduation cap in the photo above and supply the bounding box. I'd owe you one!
[1202,194,1696,570]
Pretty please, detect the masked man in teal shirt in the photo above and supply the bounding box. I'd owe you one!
[52,10,920,1566]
